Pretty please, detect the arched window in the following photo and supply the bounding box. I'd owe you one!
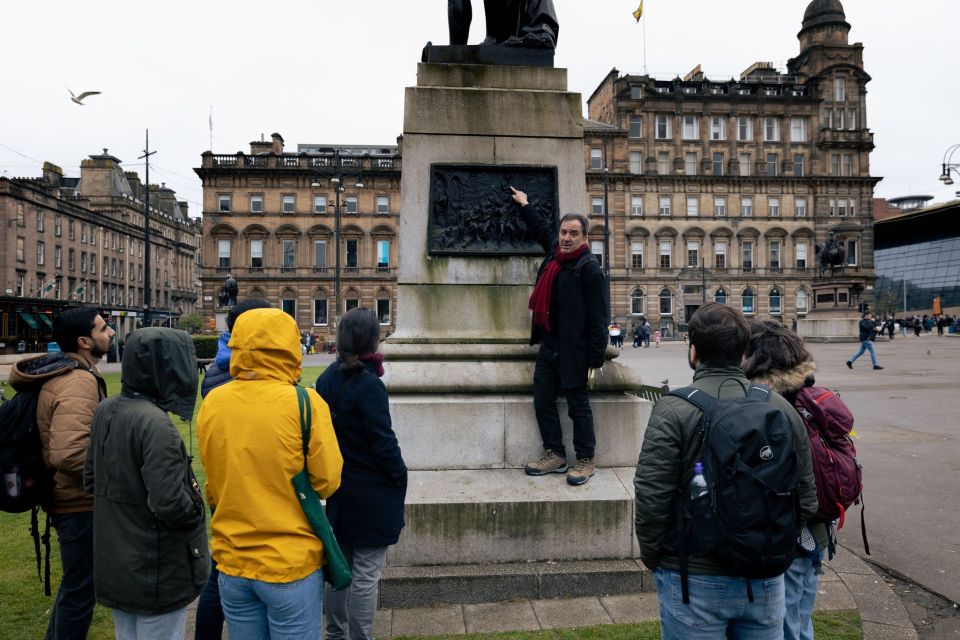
[631,288,646,315]
[769,288,782,315]
[796,288,809,315]
[742,288,755,315]
[659,288,673,315]
[714,288,727,304]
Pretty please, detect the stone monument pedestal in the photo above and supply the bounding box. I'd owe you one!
[797,277,861,342]
[381,62,650,573]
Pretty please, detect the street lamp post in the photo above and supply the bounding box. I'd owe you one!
[939,144,960,186]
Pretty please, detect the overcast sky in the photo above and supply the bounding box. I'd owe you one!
[3,0,958,217]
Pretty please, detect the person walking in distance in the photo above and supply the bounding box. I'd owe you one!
[846,310,883,370]
[9,307,111,640]
[511,186,608,486]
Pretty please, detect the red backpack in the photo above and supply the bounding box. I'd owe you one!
[793,387,865,534]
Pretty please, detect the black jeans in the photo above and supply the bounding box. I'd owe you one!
[532,346,595,460]
[44,512,95,640]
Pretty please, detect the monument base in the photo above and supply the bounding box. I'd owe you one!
[797,277,863,342]
[422,43,554,67]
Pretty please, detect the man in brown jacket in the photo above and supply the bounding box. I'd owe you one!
[10,307,111,640]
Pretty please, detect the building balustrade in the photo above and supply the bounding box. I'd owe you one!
[208,266,397,278]
[204,152,401,173]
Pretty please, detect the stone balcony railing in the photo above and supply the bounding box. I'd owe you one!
[200,152,401,173]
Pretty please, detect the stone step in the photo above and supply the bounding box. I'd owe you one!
[380,558,652,609]
[387,468,639,567]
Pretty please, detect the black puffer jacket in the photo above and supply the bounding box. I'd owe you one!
[520,203,609,387]
[858,318,877,342]
[84,328,209,615]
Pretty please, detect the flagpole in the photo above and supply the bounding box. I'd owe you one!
[642,4,648,75]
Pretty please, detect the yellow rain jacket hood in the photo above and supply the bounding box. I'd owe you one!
[198,308,342,583]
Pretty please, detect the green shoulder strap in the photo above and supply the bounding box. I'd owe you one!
[296,386,312,465]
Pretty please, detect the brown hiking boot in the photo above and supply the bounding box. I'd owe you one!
[567,458,595,486]
[524,450,568,476]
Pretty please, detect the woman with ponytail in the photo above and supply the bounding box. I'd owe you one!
[315,307,407,640]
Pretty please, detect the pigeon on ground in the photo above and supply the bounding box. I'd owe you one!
[68,89,101,105]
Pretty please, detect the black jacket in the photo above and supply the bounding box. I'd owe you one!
[84,328,209,615]
[200,361,231,398]
[316,361,407,547]
[858,318,877,342]
[520,204,609,387]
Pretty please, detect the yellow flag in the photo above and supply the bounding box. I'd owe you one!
[633,0,643,22]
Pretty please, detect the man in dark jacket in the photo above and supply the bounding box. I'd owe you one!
[846,310,883,370]
[511,187,608,486]
[84,328,209,639]
[634,303,818,639]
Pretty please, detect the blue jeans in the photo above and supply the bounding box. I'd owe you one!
[45,512,95,640]
[218,569,323,640]
[849,340,878,366]
[783,555,819,640]
[655,567,786,640]
[113,607,187,640]
[193,558,223,640]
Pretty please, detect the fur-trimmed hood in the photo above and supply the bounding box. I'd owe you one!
[749,360,817,396]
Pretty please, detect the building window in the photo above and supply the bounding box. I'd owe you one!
[250,194,264,213]
[737,117,753,142]
[682,115,699,140]
[846,239,858,266]
[345,196,358,214]
[590,148,602,169]
[282,240,296,269]
[838,198,848,217]
[769,241,782,270]
[714,240,727,269]
[687,240,700,267]
[795,197,807,217]
[37,241,45,266]
[658,196,672,216]
[764,117,780,142]
[794,241,809,270]
[714,196,727,217]
[769,197,780,217]
[797,289,809,314]
[282,194,295,214]
[92,253,97,275]
[55,246,62,269]
[769,289,782,315]
[742,241,754,271]
[835,108,845,129]
[629,151,642,174]
[715,287,727,304]
[766,153,778,176]
[712,152,724,176]
[628,115,643,139]
[55,216,61,237]
[842,154,853,177]
[68,221,75,240]
[590,197,603,215]
[686,196,699,217]
[377,297,391,324]
[710,116,725,141]
[656,152,670,175]
[345,239,358,269]
[376,196,390,214]
[655,115,672,139]
[847,109,857,130]
[630,288,645,315]
[742,288,756,315]
[684,152,697,176]
[793,154,805,177]
[591,240,604,266]
[739,153,751,177]
[218,194,231,212]
[631,242,644,268]
[659,241,672,269]
[250,239,263,268]
[630,85,643,99]
[281,298,296,319]
[630,195,643,216]
[218,239,230,268]
[831,154,840,176]
[81,251,87,273]
[345,297,360,312]
[377,240,390,270]
[314,298,328,326]
[834,77,846,102]
[67,248,75,271]
[790,117,808,143]
[314,241,327,269]
[659,288,673,315]
[741,197,753,217]
[36,210,44,232]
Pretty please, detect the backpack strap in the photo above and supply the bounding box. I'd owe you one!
[667,386,717,414]
[746,383,771,401]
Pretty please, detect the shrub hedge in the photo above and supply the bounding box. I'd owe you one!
[192,335,219,359]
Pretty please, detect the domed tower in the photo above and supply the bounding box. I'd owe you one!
[798,0,851,49]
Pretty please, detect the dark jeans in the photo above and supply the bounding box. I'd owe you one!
[533,346,595,460]
[45,512,95,640]
[194,556,225,639]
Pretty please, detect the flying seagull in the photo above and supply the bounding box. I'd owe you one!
[68,89,101,105]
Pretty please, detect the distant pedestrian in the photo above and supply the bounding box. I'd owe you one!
[937,315,945,336]
[886,315,895,340]
[846,311,883,370]
[913,315,922,337]
[653,330,661,348]
[633,323,642,348]
[643,320,652,347]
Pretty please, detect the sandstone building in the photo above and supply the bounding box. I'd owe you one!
[195,134,400,340]
[0,153,200,355]
[583,0,878,334]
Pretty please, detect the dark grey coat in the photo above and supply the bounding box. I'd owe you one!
[83,328,209,615]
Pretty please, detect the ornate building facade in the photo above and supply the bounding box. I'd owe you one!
[0,153,200,355]
[195,134,400,340]
[583,0,878,335]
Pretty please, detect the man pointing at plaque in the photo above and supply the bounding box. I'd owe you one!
[511,187,608,486]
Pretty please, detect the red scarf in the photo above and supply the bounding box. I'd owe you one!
[359,352,385,377]
[528,243,588,332]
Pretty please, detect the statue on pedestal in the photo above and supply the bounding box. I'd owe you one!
[815,231,846,277]
[448,0,559,49]
[217,274,238,308]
